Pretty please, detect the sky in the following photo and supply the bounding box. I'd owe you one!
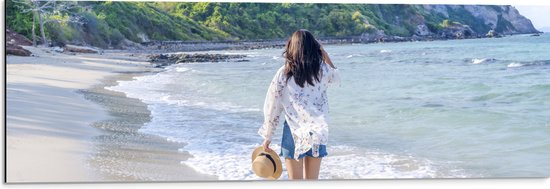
[513,5,550,30]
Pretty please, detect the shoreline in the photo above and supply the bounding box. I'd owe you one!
[118,33,543,53]
[6,46,215,182]
[80,72,216,181]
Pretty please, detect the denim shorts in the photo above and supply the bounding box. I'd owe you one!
[279,121,328,159]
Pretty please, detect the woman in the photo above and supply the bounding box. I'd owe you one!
[258,29,340,180]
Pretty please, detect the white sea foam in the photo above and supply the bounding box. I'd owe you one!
[472,59,484,64]
[380,49,392,53]
[472,58,495,64]
[318,146,461,179]
[138,102,266,180]
[222,52,251,55]
[142,105,454,180]
[507,62,524,68]
[346,54,364,59]
[179,144,452,180]
[105,71,175,104]
[175,67,191,72]
[106,66,257,113]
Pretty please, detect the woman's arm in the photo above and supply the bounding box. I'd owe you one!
[320,45,341,86]
[320,46,337,69]
[258,68,286,151]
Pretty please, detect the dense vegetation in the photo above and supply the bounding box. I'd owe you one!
[6,0,34,40]
[6,1,529,49]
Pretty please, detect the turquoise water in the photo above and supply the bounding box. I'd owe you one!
[108,34,550,179]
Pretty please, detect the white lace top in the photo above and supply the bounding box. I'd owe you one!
[258,63,340,159]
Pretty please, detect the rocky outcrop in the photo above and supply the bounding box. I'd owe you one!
[439,22,476,39]
[415,24,432,36]
[485,29,502,38]
[148,53,248,67]
[353,5,538,42]
[462,6,499,29]
[462,5,537,34]
[419,5,538,35]
[359,29,387,42]
[499,6,539,34]
[141,40,285,53]
[420,5,451,18]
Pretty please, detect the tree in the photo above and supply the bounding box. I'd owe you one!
[11,0,84,46]
[31,6,36,45]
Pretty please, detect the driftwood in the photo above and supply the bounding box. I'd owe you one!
[7,44,32,56]
[63,45,99,54]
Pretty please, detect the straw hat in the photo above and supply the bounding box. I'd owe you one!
[251,146,283,180]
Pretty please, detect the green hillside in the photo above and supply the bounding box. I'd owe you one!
[6,1,538,49]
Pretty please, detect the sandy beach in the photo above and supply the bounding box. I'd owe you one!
[6,46,214,183]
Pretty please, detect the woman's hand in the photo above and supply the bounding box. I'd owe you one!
[262,139,272,152]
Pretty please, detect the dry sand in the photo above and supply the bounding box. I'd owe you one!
[5,46,214,183]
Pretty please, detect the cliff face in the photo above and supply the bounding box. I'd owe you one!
[359,4,538,41]
[418,5,538,35]
[498,6,539,34]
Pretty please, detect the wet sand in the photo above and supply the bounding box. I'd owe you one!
[6,46,215,183]
[81,73,216,181]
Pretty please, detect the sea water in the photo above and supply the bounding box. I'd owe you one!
[106,34,550,179]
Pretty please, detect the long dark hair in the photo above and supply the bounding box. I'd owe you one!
[283,29,323,88]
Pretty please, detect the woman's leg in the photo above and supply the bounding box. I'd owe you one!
[285,158,304,179]
[303,156,322,179]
